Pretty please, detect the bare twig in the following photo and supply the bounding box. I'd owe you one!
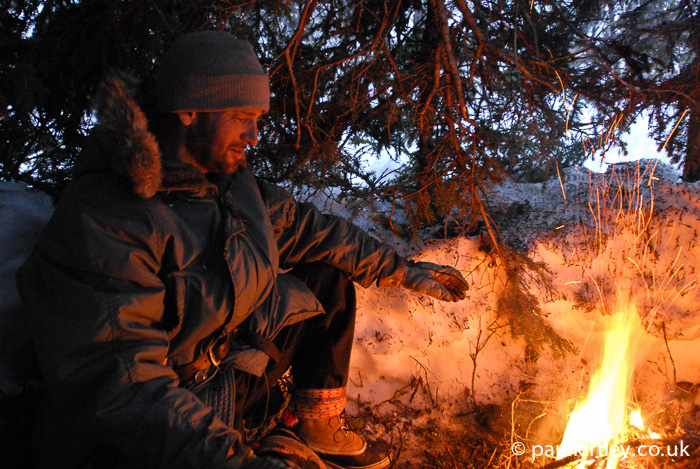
[662,322,678,387]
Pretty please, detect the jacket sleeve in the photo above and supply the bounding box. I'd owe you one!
[16,177,236,469]
[260,183,405,288]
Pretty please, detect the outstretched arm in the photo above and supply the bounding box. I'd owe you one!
[260,182,468,302]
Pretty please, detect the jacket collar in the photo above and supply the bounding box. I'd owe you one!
[74,74,214,199]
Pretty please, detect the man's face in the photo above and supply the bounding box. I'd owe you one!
[183,109,263,174]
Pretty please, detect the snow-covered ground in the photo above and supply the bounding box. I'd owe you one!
[0,182,53,397]
[2,159,699,466]
[339,159,700,465]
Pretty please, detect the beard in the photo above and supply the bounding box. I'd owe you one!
[184,114,247,174]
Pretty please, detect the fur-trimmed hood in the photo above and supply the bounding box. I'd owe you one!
[75,74,209,199]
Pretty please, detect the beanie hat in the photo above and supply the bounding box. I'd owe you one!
[157,31,270,113]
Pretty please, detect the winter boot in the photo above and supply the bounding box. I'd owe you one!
[287,388,391,469]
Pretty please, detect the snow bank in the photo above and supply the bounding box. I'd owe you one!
[344,160,700,443]
[0,182,53,396]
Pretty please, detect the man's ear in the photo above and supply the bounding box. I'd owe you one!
[177,111,197,126]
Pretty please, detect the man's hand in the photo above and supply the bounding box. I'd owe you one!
[224,428,328,469]
[224,447,317,469]
[400,261,469,302]
[222,443,290,469]
[236,455,305,469]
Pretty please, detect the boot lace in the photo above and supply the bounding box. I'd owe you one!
[334,414,352,438]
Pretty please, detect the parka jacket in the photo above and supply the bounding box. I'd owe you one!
[16,76,405,469]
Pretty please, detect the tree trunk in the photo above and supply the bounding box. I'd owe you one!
[684,106,700,182]
[681,50,699,182]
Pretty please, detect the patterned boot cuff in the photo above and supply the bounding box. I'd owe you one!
[292,388,347,420]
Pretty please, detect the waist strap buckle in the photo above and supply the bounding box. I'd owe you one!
[208,331,230,367]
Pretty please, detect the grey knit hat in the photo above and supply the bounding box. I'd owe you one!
[157,31,270,113]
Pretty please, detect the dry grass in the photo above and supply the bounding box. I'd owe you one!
[343,387,700,469]
[335,328,700,469]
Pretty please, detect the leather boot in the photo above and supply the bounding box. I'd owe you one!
[295,414,366,455]
[287,388,391,469]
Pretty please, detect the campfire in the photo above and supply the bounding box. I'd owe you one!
[538,162,700,468]
[345,158,700,468]
[551,308,661,468]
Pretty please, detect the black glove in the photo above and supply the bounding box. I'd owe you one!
[238,428,327,469]
[401,261,469,302]
[239,455,302,469]
[222,442,299,469]
[237,455,291,469]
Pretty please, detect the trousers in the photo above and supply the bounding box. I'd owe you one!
[199,262,357,436]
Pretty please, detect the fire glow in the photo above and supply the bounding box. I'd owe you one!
[556,306,658,467]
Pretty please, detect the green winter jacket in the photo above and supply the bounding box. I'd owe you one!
[16,76,404,469]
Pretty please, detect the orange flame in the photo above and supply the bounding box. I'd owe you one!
[557,308,645,467]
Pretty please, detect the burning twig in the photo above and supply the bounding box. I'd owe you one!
[540,453,581,469]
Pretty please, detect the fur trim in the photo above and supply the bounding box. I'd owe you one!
[81,73,215,198]
[91,74,162,199]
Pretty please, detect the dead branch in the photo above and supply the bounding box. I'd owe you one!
[429,0,467,119]
[283,49,303,148]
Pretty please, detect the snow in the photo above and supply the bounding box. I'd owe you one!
[0,181,53,396]
[339,159,700,458]
[2,159,699,463]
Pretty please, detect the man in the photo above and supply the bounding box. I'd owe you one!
[17,31,469,469]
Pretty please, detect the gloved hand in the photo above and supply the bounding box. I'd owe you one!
[224,428,327,469]
[400,261,469,302]
[222,442,289,469]
[237,455,303,469]
[231,455,287,469]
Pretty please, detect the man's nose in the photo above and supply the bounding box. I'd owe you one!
[242,119,259,146]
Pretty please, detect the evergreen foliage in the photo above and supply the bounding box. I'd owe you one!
[496,252,575,360]
[2,0,697,355]
[2,0,698,204]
